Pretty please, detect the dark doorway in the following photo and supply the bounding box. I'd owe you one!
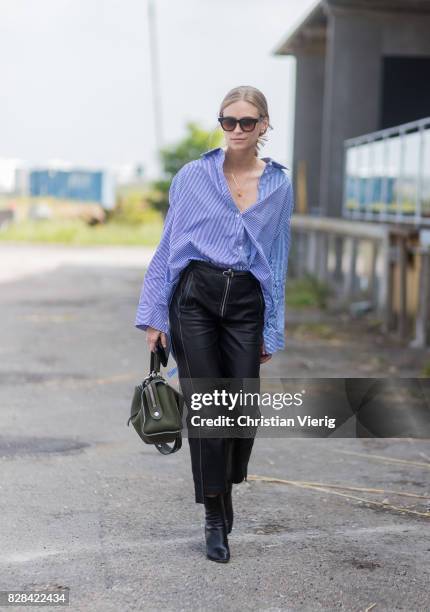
[380,56,430,129]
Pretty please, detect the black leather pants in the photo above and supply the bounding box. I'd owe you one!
[168,259,265,504]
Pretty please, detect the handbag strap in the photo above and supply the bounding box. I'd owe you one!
[155,436,182,455]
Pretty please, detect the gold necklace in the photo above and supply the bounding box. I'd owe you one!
[230,173,244,197]
[229,162,259,198]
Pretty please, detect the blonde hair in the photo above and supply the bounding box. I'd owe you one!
[218,85,273,156]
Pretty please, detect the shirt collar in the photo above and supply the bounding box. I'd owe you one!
[200,146,288,170]
[202,146,288,215]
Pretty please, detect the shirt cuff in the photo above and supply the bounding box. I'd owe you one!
[263,308,287,354]
[135,306,169,334]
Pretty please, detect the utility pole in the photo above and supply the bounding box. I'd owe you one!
[147,0,164,161]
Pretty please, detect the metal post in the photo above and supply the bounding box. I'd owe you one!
[368,239,378,307]
[398,235,408,340]
[343,236,358,299]
[379,230,392,332]
[307,230,318,274]
[410,246,430,348]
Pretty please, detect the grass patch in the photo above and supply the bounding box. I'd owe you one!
[0,218,164,246]
[293,322,336,340]
[286,273,331,309]
[422,361,430,377]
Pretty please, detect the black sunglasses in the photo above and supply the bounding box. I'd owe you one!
[217,115,263,132]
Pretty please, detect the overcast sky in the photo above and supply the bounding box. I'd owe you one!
[1,0,317,178]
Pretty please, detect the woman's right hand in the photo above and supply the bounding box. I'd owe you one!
[260,340,272,364]
[146,326,168,353]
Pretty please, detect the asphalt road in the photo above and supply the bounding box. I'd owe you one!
[0,243,429,612]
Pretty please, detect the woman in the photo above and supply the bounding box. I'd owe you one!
[135,85,294,563]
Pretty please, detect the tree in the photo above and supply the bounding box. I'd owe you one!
[148,121,223,218]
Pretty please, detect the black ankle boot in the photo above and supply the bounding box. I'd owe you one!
[203,494,230,563]
[223,482,233,534]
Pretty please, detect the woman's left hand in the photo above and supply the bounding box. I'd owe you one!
[260,341,272,364]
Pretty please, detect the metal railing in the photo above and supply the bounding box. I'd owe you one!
[291,214,430,347]
[343,116,430,226]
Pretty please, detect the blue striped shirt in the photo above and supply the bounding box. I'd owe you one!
[135,146,294,357]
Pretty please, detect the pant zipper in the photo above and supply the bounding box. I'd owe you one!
[220,269,234,317]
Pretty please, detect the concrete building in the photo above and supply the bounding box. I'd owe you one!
[274,0,430,218]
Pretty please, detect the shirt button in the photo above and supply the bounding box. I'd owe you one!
[236,213,240,218]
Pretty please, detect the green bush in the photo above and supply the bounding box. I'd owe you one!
[286,273,332,309]
[112,190,162,225]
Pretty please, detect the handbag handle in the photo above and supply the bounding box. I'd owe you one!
[150,349,161,374]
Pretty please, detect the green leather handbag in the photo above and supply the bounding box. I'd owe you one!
[127,349,185,455]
